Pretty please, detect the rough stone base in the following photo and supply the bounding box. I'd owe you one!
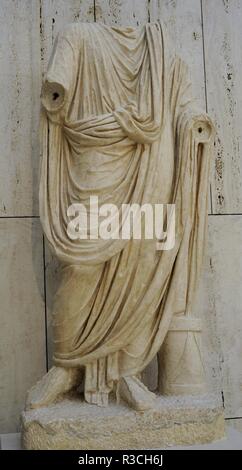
[21,394,225,450]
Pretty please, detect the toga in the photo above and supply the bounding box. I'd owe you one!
[39,21,214,403]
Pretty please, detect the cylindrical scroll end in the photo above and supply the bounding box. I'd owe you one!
[41,81,66,112]
[193,119,213,142]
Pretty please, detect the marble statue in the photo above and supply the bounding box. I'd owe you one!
[26,21,214,413]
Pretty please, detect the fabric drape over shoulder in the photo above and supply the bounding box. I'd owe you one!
[39,21,214,399]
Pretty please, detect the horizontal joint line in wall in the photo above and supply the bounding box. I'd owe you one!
[208,213,242,217]
[225,416,242,420]
[0,215,40,219]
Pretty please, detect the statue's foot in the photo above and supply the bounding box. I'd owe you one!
[85,391,109,407]
[25,366,81,410]
[118,375,156,411]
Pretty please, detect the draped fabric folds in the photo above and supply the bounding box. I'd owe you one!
[39,21,214,400]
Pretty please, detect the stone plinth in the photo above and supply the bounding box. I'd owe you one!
[21,394,225,450]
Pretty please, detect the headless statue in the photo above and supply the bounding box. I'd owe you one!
[26,21,214,411]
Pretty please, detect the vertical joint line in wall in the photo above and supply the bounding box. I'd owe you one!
[201,0,213,215]
[42,235,49,372]
[39,0,42,36]
[94,0,96,22]
[209,183,213,214]
[200,0,208,113]
[221,390,225,409]
[51,18,54,45]
[39,0,44,75]
[39,0,42,34]
[147,0,151,23]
